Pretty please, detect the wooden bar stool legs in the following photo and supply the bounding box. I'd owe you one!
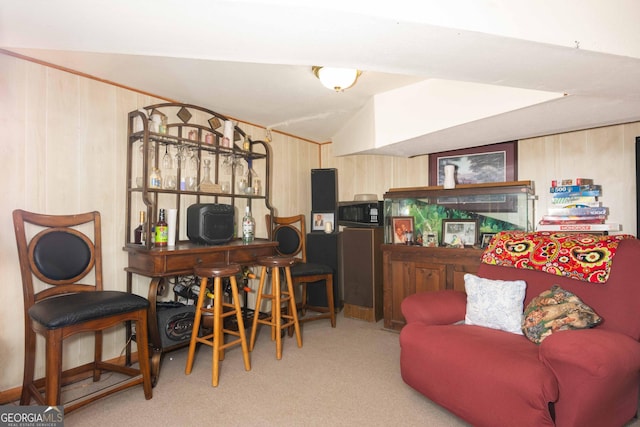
[185,263,250,387]
[249,256,302,359]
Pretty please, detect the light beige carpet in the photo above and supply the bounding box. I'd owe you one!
[62,314,469,426]
[36,313,639,427]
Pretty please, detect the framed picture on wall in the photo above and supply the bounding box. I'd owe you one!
[428,141,517,186]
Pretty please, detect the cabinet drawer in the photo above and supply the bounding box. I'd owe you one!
[229,246,274,263]
[165,252,226,272]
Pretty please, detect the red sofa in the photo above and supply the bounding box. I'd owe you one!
[400,236,640,427]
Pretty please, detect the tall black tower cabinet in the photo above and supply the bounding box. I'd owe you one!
[342,227,384,322]
[306,232,342,310]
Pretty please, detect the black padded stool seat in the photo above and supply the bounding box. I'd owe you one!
[290,262,333,276]
[29,291,149,329]
[186,262,250,386]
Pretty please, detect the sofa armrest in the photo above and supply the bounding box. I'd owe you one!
[401,290,467,326]
[539,329,640,427]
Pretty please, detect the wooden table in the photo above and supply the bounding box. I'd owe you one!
[124,239,277,384]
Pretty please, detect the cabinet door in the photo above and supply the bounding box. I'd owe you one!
[449,260,480,292]
[385,260,446,331]
[414,261,446,293]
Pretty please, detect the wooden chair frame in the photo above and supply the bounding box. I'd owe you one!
[266,214,336,328]
[13,209,152,413]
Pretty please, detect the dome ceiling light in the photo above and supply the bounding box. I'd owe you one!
[312,66,362,92]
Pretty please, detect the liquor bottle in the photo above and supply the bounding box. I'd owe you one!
[243,134,251,151]
[242,206,255,243]
[155,209,168,247]
[134,211,146,245]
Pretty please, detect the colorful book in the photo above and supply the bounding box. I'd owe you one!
[551,190,601,198]
[549,185,601,194]
[536,223,621,232]
[546,207,608,216]
[550,197,600,207]
[539,218,605,225]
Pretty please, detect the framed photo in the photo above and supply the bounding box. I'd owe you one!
[391,216,415,244]
[423,232,438,247]
[428,141,517,187]
[442,219,477,247]
[311,212,334,231]
[480,233,497,249]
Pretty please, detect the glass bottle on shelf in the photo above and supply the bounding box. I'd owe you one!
[155,209,168,247]
[199,159,217,192]
[149,167,162,189]
[245,158,259,194]
[134,211,146,245]
[242,206,255,243]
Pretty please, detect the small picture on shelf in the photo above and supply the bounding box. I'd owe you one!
[480,233,497,249]
[423,232,438,247]
[311,212,334,232]
[442,219,477,247]
[392,216,415,244]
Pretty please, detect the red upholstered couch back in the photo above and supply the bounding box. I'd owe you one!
[477,237,640,341]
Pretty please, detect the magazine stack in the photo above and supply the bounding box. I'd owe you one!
[537,178,620,232]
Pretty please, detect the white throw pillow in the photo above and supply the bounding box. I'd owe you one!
[464,273,526,335]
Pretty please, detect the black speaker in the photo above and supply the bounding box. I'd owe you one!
[306,232,342,310]
[311,168,338,213]
[156,302,195,349]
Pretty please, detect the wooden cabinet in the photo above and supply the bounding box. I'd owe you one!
[382,244,482,331]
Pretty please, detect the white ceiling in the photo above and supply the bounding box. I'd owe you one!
[2,0,640,156]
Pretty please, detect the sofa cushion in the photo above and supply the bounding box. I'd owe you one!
[464,273,526,335]
[400,322,558,427]
[522,285,602,344]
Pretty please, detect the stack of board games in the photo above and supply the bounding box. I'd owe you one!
[536,178,620,232]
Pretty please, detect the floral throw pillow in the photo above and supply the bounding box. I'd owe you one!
[464,273,526,335]
[522,285,602,344]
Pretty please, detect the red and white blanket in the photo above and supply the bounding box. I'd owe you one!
[481,231,634,283]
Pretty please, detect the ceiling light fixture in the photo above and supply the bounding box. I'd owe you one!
[312,66,361,92]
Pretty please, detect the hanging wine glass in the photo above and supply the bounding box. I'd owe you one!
[175,145,185,170]
[162,144,173,170]
[139,142,155,162]
[222,155,233,175]
[233,155,244,177]
[188,148,199,172]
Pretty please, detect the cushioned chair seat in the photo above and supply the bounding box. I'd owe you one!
[400,322,558,427]
[29,291,150,329]
[290,262,333,277]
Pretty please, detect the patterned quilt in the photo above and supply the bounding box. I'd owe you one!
[481,231,634,283]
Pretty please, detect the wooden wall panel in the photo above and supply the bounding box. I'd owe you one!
[2,50,639,393]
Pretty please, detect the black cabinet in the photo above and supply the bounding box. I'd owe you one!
[306,232,342,310]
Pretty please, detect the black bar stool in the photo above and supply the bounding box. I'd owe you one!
[249,256,302,359]
[185,263,250,386]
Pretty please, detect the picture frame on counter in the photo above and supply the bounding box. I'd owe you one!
[480,233,497,249]
[311,212,335,232]
[442,218,478,247]
[392,216,415,244]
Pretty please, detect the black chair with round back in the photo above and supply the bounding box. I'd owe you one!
[266,214,336,329]
[13,209,152,413]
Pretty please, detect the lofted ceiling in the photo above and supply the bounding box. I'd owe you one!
[2,0,640,156]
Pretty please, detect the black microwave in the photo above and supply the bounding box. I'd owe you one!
[337,201,384,228]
